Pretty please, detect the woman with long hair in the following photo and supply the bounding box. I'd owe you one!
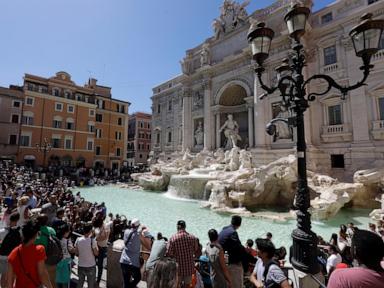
[6,220,53,288]
[148,258,178,288]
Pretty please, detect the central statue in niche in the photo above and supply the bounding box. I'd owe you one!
[220,114,241,149]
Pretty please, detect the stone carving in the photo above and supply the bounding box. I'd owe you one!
[220,114,241,149]
[213,0,250,39]
[180,52,193,74]
[133,149,384,220]
[273,107,293,142]
[193,92,203,110]
[200,43,211,66]
[194,121,204,148]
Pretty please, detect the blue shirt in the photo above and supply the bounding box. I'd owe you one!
[120,228,141,267]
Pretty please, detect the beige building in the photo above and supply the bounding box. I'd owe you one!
[0,86,24,160]
[151,0,384,180]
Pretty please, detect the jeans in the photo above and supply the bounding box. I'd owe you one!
[96,246,107,283]
[120,263,141,288]
[77,266,96,288]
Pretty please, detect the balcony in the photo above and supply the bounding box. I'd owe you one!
[372,49,384,63]
[371,120,384,140]
[321,123,352,142]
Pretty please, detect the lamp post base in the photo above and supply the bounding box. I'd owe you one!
[291,227,320,274]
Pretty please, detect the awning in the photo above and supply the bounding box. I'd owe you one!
[24,155,36,160]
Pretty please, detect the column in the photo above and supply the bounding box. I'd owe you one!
[216,113,221,149]
[248,105,254,148]
[254,74,267,148]
[182,89,193,150]
[203,80,212,150]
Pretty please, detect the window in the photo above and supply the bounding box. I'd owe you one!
[53,120,62,129]
[22,115,34,125]
[96,114,103,122]
[168,131,172,143]
[116,104,120,112]
[67,105,74,113]
[324,45,337,65]
[379,98,384,120]
[64,91,72,99]
[26,97,34,106]
[97,99,105,109]
[140,121,144,128]
[12,101,21,108]
[148,123,150,129]
[368,0,378,4]
[321,12,333,24]
[53,88,60,96]
[157,104,161,114]
[52,138,60,148]
[115,131,122,140]
[96,146,101,155]
[89,109,95,117]
[118,118,122,126]
[55,103,63,111]
[66,121,74,130]
[116,148,121,157]
[88,124,95,133]
[65,138,72,149]
[168,101,172,111]
[156,133,160,144]
[147,144,150,150]
[20,135,30,147]
[11,114,19,124]
[9,135,17,145]
[87,139,94,151]
[331,154,345,168]
[96,129,102,138]
[328,104,342,125]
[139,154,143,159]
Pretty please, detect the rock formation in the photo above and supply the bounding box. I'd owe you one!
[133,149,384,220]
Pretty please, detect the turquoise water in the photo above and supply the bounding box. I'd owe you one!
[79,185,371,249]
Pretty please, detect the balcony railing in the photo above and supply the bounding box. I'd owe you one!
[371,120,384,140]
[321,123,352,142]
[372,120,384,130]
[322,63,338,74]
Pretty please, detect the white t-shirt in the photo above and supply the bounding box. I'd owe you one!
[253,257,286,285]
[326,253,342,274]
[75,236,98,267]
[60,238,74,259]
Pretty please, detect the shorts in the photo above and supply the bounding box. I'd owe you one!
[0,257,8,274]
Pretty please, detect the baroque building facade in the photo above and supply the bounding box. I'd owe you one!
[151,0,384,180]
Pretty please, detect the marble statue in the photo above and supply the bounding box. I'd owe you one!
[193,92,203,109]
[194,121,204,147]
[239,149,252,169]
[214,148,225,163]
[220,114,241,150]
[200,44,210,66]
[274,107,292,141]
[212,19,225,40]
[375,193,384,212]
[213,0,249,38]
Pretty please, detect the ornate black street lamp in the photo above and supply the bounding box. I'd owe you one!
[248,4,384,274]
[36,137,52,169]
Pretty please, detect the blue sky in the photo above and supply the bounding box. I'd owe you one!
[0,0,334,113]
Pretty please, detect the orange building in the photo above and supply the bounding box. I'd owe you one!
[17,72,129,170]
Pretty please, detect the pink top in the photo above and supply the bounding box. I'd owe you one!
[328,267,384,288]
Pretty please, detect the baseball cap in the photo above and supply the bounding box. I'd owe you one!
[131,218,140,227]
[177,220,186,229]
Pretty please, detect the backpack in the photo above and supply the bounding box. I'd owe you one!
[0,227,22,256]
[263,260,290,288]
[43,232,63,265]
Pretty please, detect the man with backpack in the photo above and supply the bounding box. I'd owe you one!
[75,223,99,288]
[35,214,63,288]
[250,238,291,288]
[0,212,21,287]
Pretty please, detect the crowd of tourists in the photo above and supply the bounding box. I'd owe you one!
[0,160,383,288]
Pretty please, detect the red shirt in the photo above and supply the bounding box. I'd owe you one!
[167,230,199,278]
[8,244,46,288]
